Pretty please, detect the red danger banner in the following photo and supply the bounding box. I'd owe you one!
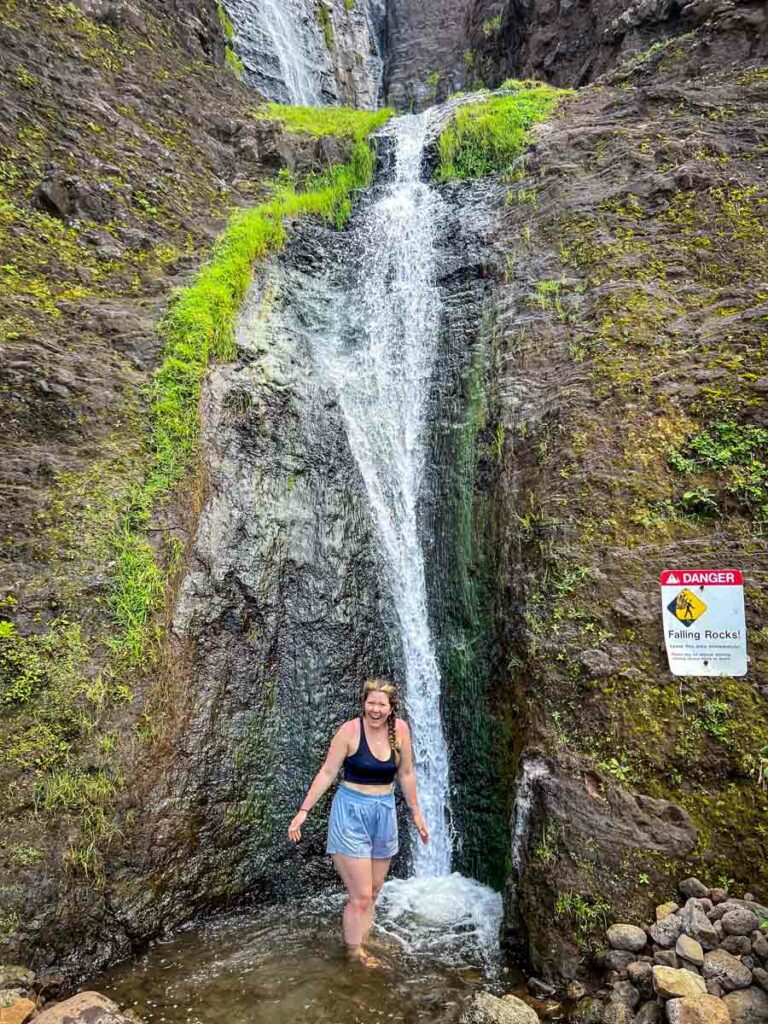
[659,569,743,587]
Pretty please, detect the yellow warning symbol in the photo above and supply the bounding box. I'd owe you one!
[667,588,707,627]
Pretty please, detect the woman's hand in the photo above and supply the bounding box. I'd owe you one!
[288,809,307,843]
[411,808,429,844]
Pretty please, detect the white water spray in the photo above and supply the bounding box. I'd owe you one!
[314,114,452,875]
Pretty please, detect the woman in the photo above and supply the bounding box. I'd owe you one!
[287,678,430,967]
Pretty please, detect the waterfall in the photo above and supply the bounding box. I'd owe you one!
[224,0,322,106]
[312,113,452,875]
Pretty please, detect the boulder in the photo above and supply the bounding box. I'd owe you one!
[752,933,768,961]
[721,938,753,958]
[628,961,655,1000]
[665,995,730,1024]
[603,1006,634,1024]
[653,966,708,999]
[753,969,768,994]
[653,916,686,948]
[657,952,682,969]
[681,880,711,900]
[0,976,33,995]
[610,981,640,1010]
[677,936,705,966]
[0,999,36,1024]
[460,992,540,1024]
[608,925,649,953]
[571,997,606,1024]
[636,1002,661,1024]
[710,890,729,906]
[703,950,753,993]
[706,982,724,999]
[30,994,136,1024]
[682,901,719,950]
[722,911,761,938]
[722,987,768,1024]
[658,904,681,921]
[598,950,638,972]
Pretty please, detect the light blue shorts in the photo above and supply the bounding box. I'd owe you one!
[326,783,398,860]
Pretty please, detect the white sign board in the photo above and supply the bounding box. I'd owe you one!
[660,569,747,677]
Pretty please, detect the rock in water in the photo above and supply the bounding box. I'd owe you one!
[460,992,540,1024]
[30,993,135,1024]
[608,925,648,952]
[722,987,768,1024]
[653,966,708,999]
[665,995,730,1024]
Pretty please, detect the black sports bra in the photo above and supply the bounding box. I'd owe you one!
[343,717,397,785]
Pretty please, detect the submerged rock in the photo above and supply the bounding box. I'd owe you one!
[460,991,540,1024]
[30,994,134,1024]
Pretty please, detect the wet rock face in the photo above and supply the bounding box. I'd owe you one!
[466,0,768,88]
[134,240,394,914]
[384,0,475,109]
[473,7,768,982]
[223,0,384,107]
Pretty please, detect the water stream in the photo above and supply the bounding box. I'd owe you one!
[311,113,452,875]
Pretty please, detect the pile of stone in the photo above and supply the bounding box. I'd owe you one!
[578,878,768,1024]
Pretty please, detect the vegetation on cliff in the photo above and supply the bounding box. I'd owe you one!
[0,0,387,954]
[435,80,568,181]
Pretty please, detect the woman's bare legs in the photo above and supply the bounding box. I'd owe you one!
[363,857,392,943]
[332,853,378,964]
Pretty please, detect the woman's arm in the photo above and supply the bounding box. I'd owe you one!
[287,722,353,843]
[396,720,429,844]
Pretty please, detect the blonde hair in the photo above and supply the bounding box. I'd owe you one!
[362,678,401,767]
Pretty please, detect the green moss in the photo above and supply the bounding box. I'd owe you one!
[224,45,244,78]
[217,1,234,41]
[482,14,502,35]
[435,81,570,182]
[254,103,393,141]
[669,420,768,528]
[315,1,334,49]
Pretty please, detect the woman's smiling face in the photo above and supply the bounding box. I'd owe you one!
[364,689,391,724]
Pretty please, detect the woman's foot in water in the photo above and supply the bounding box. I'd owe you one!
[346,944,381,968]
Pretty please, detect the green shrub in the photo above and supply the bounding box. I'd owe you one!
[435,80,569,181]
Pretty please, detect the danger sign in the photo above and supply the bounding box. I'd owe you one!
[660,569,747,676]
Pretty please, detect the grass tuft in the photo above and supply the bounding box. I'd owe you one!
[254,103,393,142]
[435,80,570,182]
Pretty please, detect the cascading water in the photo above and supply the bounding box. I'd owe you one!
[224,0,322,105]
[312,113,452,876]
[310,112,503,960]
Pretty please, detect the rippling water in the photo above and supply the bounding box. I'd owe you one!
[94,887,519,1024]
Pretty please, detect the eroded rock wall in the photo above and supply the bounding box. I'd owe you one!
[466,0,768,87]
[383,0,476,109]
[463,14,768,979]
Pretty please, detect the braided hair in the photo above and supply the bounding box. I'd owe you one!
[362,678,401,767]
